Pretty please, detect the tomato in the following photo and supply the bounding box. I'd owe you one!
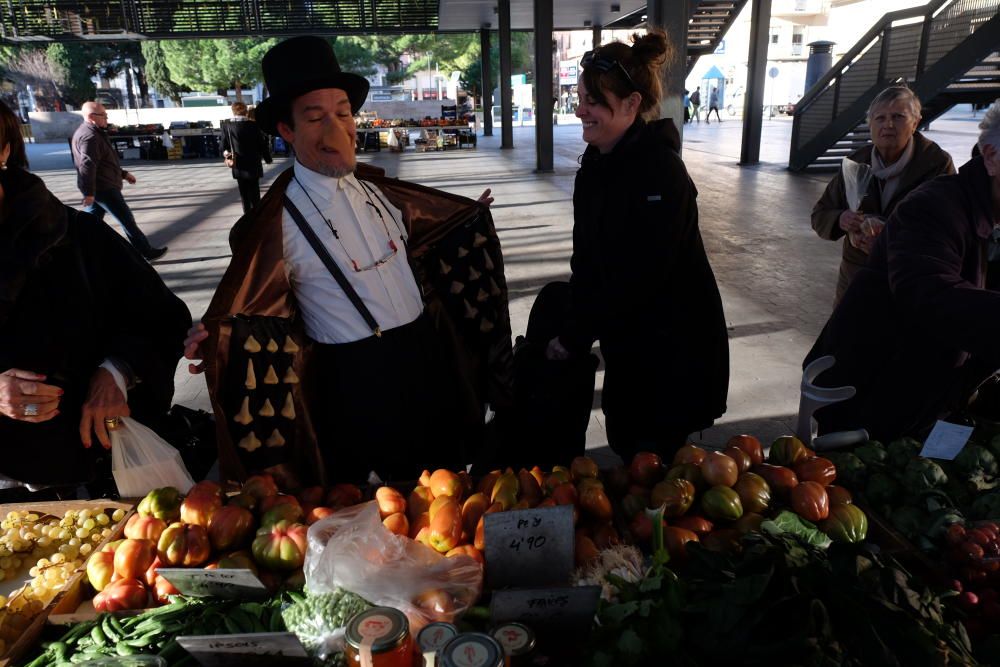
[793,457,837,486]
[208,505,255,551]
[251,520,309,571]
[243,473,279,500]
[752,464,799,498]
[137,487,182,521]
[790,481,830,522]
[123,515,167,543]
[663,527,699,565]
[650,479,696,517]
[157,522,211,567]
[723,447,752,474]
[732,473,771,515]
[629,452,664,487]
[113,539,155,581]
[179,493,222,528]
[726,435,764,466]
[87,551,115,592]
[768,436,810,466]
[826,485,853,507]
[93,578,148,612]
[672,445,706,467]
[701,452,739,488]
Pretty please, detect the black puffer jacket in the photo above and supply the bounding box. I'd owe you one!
[562,118,729,430]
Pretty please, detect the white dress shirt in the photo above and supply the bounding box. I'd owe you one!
[282,161,424,344]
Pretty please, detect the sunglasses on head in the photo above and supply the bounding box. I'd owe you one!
[581,49,639,92]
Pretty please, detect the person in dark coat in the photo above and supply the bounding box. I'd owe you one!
[547,31,729,462]
[71,101,168,261]
[805,99,1000,442]
[221,102,273,214]
[812,86,955,305]
[0,102,192,496]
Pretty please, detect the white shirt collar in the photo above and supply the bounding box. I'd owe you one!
[293,160,364,205]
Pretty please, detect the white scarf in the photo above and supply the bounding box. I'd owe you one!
[871,138,914,210]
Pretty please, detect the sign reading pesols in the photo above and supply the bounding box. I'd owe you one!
[559,60,579,86]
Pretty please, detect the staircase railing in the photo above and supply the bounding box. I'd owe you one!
[788,0,1000,171]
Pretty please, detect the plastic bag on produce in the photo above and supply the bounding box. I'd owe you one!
[304,501,483,633]
[107,366,195,497]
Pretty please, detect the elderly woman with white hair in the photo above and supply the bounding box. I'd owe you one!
[811,85,955,305]
[804,98,1000,443]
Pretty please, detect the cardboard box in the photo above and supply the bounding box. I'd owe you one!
[0,499,134,667]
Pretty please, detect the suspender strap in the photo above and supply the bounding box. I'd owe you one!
[282,195,382,338]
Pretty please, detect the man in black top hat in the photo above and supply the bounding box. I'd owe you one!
[183,37,504,485]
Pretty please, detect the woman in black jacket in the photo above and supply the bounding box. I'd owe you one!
[0,102,191,497]
[548,32,729,462]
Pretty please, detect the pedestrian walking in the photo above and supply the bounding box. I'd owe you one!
[221,102,273,214]
[682,89,690,124]
[707,87,722,123]
[70,102,167,261]
[689,88,701,123]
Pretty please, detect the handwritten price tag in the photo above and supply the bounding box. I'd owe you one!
[157,568,268,599]
[484,505,574,588]
[176,632,309,667]
[919,420,975,461]
[490,586,601,633]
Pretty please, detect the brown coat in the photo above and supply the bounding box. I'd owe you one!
[811,132,955,304]
[201,164,513,486]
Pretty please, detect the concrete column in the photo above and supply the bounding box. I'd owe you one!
[498,0,514,149]
[740,0,772,165]
[480,27,493,137]
[645,0,688,137]
[592,25,601,49]
[534,0,554,172]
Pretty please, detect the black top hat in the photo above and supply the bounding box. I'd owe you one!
[255,36,370,135]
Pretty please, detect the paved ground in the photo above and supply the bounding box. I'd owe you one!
[24,107,985,466]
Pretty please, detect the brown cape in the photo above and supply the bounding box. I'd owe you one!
[202,163,513,486]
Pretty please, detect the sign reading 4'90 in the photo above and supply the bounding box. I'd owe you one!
[483,504,574,588]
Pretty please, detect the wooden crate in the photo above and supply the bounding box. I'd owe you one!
[0,499,135,667]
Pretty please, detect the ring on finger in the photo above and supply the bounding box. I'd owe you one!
[104,417,121,430]
[23,404,39,417]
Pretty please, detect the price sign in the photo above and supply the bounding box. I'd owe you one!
[484,505,574,588]
[919,420,975,460]
[157,568,268,599]
[490,586,601,633]
[176,632,310,666]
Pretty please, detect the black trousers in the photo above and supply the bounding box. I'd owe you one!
[310,314,463,482]
[236,177,261,214]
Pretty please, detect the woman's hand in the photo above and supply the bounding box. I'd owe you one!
[183,323,210,374]
[79,367,129,450]
[838,209,864,234]
[546,337,571,361]
[0,369,62,423]
[848,229,876,255]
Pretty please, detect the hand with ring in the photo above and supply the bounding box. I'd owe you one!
[79,367,129,450]
[0,368,63,423]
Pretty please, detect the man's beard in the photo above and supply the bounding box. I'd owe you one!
[314,164,354,179]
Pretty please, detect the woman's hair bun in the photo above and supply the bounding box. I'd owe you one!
[630,30,669,68]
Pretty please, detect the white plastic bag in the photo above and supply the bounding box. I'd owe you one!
[107,367,194,497]
[842,157,874,211]
[304,502,483,634]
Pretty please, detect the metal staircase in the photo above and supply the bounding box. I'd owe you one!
[686,0,749,73]
[605,0,749,74]
[789,0,1000,172]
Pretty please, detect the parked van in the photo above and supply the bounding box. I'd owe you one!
[181,95,228,108]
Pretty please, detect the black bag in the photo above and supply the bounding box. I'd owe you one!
[507,282,599,468]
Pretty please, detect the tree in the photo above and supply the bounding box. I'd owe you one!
[142,41,185,104]
[45,43,96,107]
[460,32,533,105]
[161,38,277,101]
[3,48,64,110]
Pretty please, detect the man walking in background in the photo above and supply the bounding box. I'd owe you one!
[71,101,167,261]
[221,102,272,214]
[690,88,701,123]
[707,87,722,123]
